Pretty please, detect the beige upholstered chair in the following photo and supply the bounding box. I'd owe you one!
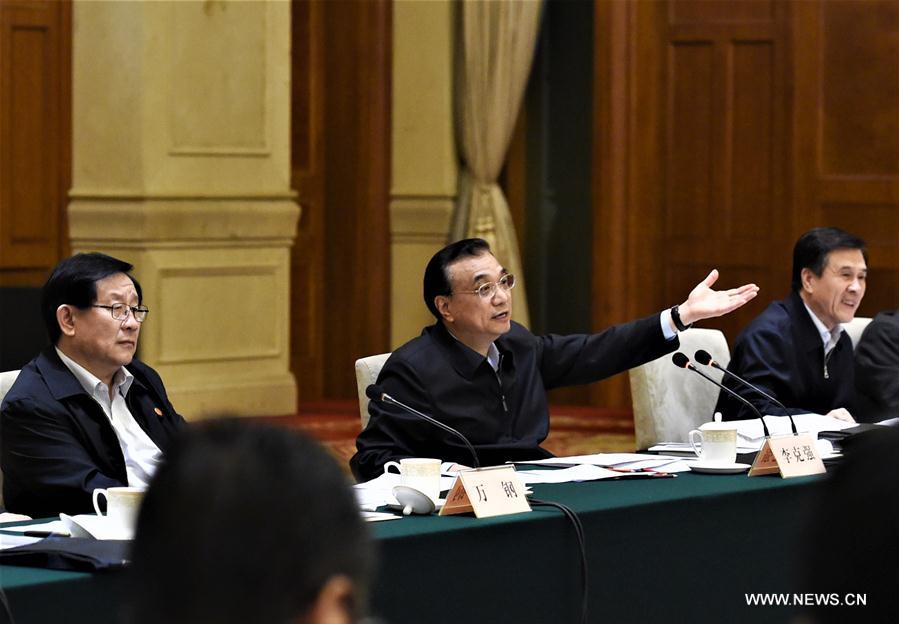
[629,329,730,450]
[843,316,872,349]
[0,370,21,508]
[354,353,391,429]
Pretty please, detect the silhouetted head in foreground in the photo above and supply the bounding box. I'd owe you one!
[128,419,373,624]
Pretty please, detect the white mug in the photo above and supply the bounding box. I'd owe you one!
[383,457,441,504]
[688,422,738,465]
[92,486,145,532]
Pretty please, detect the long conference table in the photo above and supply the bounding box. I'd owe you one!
[1,471,822,624]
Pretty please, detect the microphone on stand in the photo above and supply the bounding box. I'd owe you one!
[365,384,480,468]
[671,352,771,438]
[693,350,798,435]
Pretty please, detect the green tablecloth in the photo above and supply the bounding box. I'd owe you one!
[1,472,822,624]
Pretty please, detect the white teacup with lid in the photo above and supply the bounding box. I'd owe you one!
[688,413,738,465]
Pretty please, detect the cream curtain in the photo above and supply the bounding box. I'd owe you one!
[452,0,543,328]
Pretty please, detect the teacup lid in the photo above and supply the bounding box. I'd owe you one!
[699,421,738,431]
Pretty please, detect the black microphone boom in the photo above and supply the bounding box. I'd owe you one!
[693,350,797,435]
[365,384,480,468]
[672,352,771,438]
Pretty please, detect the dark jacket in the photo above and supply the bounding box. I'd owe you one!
[350,316,676,481]
[715,291,857,421]
[854,309,899,422]
[1,347,184,517]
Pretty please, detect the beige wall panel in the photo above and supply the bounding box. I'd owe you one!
[73,0,292,197]
[70,0,298,418]
[72,0,143,192]
[389,198,453,347]
[168,2,267,154]
[67,241,295,419]
[391,0,456,196]
[67,198,298,241]
[391,0,457,346]
[157,266,280,364]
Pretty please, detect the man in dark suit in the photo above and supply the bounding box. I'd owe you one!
[854,310,899,422]
[0,253,184,517]
[715,227,868,422]
[350,238,759,481]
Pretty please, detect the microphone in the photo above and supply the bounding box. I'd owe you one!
[693,350,798,435]
[365,384,480,468]
[671,352,771,438]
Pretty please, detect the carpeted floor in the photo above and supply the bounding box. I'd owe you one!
[257,400,637,472]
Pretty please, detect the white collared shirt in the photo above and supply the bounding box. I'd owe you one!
[802,303,843,356]
[55,348,162,488]
[486,342,501,372]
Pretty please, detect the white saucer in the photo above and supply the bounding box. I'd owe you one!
[688,462,751,475]
[59,513,134,540]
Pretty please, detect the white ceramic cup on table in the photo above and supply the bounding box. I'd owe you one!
[688,422,738,465]
[92,486,145,533]
[383,457,441,504]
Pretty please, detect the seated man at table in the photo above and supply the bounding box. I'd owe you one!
[350,238,759,481]
[854,309,899,422]
[0,253,183,517]
[715,227,867,422]
[128,419,373,624]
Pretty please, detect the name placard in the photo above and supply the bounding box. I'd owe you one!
[749,432,826,478]
[439,465,531,518]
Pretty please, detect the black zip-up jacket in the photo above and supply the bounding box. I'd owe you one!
[350,316,676,482]
[1,347,184,517]
[715,291,857,421]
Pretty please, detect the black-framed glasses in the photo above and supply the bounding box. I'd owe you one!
[92,303,150,323]
[453,274,516,299]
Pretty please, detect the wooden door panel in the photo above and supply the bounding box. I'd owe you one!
[592,0,789,409]
[0,0,69,279]
[794,0,899,321]
[290,0,391,404]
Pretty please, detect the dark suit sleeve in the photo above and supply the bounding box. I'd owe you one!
[1,396,124,516]
[538,314,678,389]
[855,315,899,421]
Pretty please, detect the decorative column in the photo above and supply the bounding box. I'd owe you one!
[69,1,299,418]
[390,0,457,346]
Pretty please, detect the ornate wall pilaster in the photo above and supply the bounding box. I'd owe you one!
[390,0,457,346]
[69,0,299,417]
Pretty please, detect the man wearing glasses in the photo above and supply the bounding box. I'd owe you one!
[350,238,759,481]
[1,253,183,517]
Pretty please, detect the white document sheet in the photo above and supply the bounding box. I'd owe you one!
[515,465,661,484]
[0,534,44,550]
[360,511,402,522]
[0,520,69,535]
[649,442,759,455]
[735,413,857,449]
[515,453,692,472]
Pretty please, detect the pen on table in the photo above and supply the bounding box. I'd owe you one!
[23,530,66,538]
[606,466,674,477]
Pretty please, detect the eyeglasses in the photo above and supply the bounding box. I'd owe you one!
[453,274,516,299]
[92,303,150,323]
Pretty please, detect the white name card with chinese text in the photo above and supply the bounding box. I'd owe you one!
[439,465,531,518]
[749,432,826,478]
